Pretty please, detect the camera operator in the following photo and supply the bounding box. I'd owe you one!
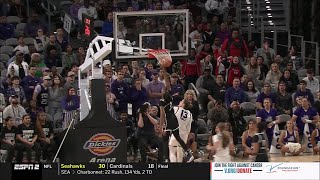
[137,102,164,163]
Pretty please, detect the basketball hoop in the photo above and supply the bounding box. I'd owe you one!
[148,49,172,67]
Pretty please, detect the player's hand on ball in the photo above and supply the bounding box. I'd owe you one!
[159,57,172,68]
[159,99,167,107]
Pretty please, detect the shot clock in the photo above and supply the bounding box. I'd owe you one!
[82,14,94,40]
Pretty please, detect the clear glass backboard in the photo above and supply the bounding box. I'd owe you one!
[113,9,190,60]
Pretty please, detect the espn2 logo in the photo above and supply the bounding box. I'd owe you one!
[14,164,40,170]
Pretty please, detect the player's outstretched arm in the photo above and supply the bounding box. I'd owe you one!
[161,65,171,92]
[159,92,170,136]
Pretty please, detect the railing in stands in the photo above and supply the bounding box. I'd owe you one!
[257,19,319,75]
[26,0,30,17]
[236,0,319,74]
[41,0,58,32]
[262,31,289,58]
[303,41,319,75]
[288,35,304,57]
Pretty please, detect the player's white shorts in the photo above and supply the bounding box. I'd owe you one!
[169,144,184,162]
[169,133,187,162]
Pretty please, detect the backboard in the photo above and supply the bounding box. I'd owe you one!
[113,9,190,60]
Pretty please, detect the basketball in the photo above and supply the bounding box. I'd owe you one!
[159,57,172,68]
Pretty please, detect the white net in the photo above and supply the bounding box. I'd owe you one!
[148,49,172,66]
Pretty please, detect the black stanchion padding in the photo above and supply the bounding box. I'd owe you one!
[57,79,127,163]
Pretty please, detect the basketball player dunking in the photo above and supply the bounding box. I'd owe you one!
[159,67,194,163]
[168,99,193,162]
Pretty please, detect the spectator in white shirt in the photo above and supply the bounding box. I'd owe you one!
[34,28,49,53]
[7,51,29,79]
[302,69,319,94]
[138,69,150,88]
[162,0,171,10]
[205,0,229,21]
[0,92,6,112]
[256,39,275,67]
[78,0,98,21]
[189,24,204,48]
[116,21,127,39]
[13,36,30,55]
[3,95,27,126]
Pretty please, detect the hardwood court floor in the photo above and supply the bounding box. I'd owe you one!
[231,153,320,162]
[269,153,320,162]
[127,151,320,163]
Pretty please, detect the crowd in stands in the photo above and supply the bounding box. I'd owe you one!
[0,0,319,163]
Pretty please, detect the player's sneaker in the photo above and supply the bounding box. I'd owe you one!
[163,92,173,103]
[193,158,202,163]
[184,149,194,163]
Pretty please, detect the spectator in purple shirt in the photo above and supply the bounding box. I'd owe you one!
[146,69,165,106]
[144,63,154,81]
[55,28,69,52]
[169,73,184,106]
[101,11,113,37]
[291,97,318,136]
[61,87,80,130]
[215,23,230,45]
[70,0,82,20]
[22,65,41,102]
[0,15,14,40]
[130,78,148,119]
[294,80,315,105]
[256,98,280,147]
[256,82,276,110]
[111,69,130,112]
[70,0,83,39]
[224,77,248,107]
[127,0,141,11]
[256,98,279,124]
